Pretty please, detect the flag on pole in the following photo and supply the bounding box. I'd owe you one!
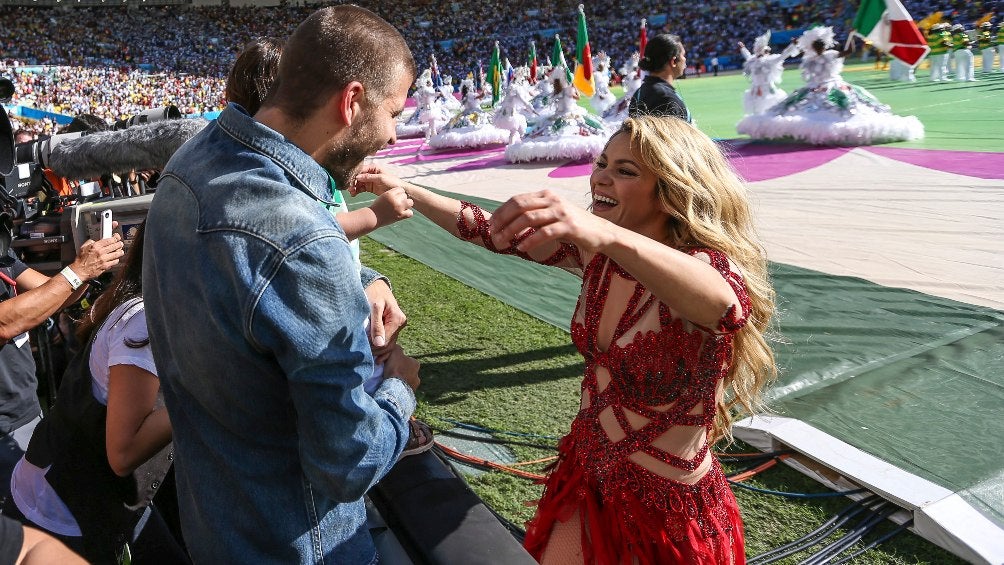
[851,0,929,67]
[572,4,595,97]
[475,60,484,91]
[487,41,503,106]
[552,34,573,85]
[528,41,538,84]
[505,57,515,88]
[640,18,648,56]
[430,53,443,88]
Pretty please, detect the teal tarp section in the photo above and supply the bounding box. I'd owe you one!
[353,190,581,331]
[351,188,1004,530]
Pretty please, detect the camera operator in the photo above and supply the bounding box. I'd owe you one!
[0,231,124,503]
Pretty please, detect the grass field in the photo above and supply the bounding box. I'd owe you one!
[358,236,968,564]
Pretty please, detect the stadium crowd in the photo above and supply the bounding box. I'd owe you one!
[0,0,996,135]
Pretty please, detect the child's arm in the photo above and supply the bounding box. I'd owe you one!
[336,187,414,241]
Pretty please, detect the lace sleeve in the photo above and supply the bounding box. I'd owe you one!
[686,247,751,333]
[456,201,583,268]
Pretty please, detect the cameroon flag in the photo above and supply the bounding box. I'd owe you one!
[572,4,595,97]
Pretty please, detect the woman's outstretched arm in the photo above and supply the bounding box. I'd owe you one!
[354,165,464,237]
[490,191,743,330]
[353,165,581,270]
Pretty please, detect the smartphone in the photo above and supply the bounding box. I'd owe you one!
[100,209,113,240]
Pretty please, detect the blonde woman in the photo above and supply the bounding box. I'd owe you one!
[354,116,777,564]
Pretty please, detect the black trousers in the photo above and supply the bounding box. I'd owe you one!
[1,496,190,565]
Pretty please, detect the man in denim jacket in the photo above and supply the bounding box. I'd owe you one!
[142,7,418,563]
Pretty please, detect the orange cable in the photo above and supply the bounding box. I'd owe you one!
[729,454,791,482]
[435,442,547,481]
[509,456,558,467]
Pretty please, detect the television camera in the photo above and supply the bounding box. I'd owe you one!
[1,87,180,276]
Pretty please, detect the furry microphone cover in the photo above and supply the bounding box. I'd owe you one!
[48,118,208,179]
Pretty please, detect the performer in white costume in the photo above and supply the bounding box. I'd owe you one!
[528,67,557,123]
[396,69,435,138]
[417,74,452,139]
[589,52,617,115]
[738,32,801,115]
[494,68,536,144]
[602,52,642,125]
[736,27,923,145]
[953,29,977,82]
[505,65,609,162]
[997,22,1004,72]
[927,23,953,82]
[428,76,510,149]
[888,57,916,82]
[438,75,461,111]
[977,22,995,74]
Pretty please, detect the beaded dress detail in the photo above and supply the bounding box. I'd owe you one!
[456,202,749,564]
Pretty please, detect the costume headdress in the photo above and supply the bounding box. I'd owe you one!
[753,31,771,55]
[796,26,836,53]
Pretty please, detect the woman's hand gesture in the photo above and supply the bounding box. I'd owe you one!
[489,190,614,255]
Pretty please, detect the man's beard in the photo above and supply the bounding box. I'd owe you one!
[322,110,385,188]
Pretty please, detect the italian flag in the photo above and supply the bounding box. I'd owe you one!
[851,0,929,67]
[528,41,538,84]
[640,18,648,57]
[572,4,595,97]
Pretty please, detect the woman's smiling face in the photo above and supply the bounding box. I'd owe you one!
[590,132,671,240]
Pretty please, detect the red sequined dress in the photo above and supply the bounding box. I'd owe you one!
[457,202,750,564]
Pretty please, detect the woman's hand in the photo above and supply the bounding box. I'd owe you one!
[489,190,616,255]
[352,164,410,197]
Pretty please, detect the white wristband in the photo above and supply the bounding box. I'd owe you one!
[60,266,83,291]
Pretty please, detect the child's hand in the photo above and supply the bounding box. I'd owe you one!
[370,187,414,228]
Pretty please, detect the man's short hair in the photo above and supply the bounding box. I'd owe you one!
[265,5,416,124]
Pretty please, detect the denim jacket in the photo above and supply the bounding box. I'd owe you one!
[142,104,415,564]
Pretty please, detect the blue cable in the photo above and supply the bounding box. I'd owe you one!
[729,480,868,499]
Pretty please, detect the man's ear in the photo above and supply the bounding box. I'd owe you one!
[337,81,366,126]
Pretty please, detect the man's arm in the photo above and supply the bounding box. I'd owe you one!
[0,236,124,341]
[252,238,416,502]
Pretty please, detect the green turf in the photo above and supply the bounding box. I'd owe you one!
[360,238,966,565]
[592,60,1004,152]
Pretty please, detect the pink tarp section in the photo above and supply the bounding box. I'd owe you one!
[863,147,1004,180]
[548,141,851,182]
